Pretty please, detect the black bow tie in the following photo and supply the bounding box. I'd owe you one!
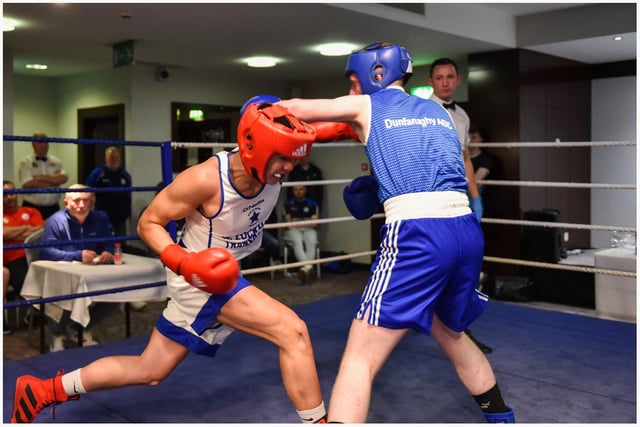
[35,156,48,161]
[443,102,456,111]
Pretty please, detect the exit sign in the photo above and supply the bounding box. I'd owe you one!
[113,40,135,68]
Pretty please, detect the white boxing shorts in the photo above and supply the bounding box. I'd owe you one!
[357,208,488,335]
[155,269,251,357]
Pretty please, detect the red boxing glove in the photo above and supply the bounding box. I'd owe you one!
[311,121,360,142]
[160,244,239,294]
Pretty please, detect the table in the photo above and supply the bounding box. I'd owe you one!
[22,254,168,351]
[594,247,636,322]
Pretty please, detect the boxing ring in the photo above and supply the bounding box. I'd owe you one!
[3,135,636,332]
[2,134,637,423]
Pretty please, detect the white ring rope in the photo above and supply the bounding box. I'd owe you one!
[483,256,636,278]
[481,218,635,233]
[288,179,635,190]
[283,179,351,188]
[267,216,635,234]
[242,250,376,276]
[479,180,635,190]
[168,139,635,280]
[469,141,636,148]
[171,141,634,149]
[171,141,363,149]
[241,247,635,279]
[170,142,635,191]
[264,213,385,231]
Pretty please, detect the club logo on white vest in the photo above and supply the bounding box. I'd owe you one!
[291,143,308,158]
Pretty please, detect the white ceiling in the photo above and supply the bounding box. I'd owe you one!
[3,2,636,81]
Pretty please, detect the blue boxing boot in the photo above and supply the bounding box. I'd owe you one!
[484,407,515,423]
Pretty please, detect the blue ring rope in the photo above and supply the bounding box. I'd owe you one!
[3,186,162,195]
[4,235,144,249]
[4,134,165,147]
[3,281,167,309]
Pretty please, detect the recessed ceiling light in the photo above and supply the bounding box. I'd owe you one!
[317,43,357,56]
[3,18,16,32]
[613,36,623,41]
[246,56,278,68]
[26,64,48,70]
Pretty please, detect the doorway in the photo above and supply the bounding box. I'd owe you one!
[77,104,125,183]
[171,102,240,173]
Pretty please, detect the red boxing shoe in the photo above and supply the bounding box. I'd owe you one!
[11,369,79,423]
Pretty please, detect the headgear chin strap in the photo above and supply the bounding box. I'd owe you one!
[345,42,413,95]
[237,103,316,183]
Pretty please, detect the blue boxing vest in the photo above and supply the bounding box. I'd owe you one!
[365,87,468,203]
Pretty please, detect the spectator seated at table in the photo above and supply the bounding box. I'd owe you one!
[38,184,118,352]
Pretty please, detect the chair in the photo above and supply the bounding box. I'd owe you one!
[22,229,45,346]
[24,229,44,265]
[283,244,321,279]
[5,229,45,331]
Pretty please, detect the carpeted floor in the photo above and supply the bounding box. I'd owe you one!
[3,287,636,423]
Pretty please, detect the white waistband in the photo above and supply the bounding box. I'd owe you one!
[383,191,471,223]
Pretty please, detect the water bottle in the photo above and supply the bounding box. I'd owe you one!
[114,242,123,265]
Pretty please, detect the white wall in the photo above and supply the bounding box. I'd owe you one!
[9,68,131,189]
[6,76,58,184]
[3,48,15,178]
[590,76,637,248]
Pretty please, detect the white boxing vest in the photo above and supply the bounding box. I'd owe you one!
[179,150,281,261]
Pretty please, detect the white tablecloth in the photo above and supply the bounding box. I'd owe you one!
[21,254,168,327]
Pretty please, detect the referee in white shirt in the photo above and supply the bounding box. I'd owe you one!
[18,133,68,219]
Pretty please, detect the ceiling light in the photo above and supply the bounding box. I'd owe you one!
[26,64,48,70]
[317,43,357,56]
[3,17,16,32]
[613,36,623,41]
[246,57,278,68]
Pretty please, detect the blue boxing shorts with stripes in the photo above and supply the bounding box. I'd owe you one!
[356,212,488,335]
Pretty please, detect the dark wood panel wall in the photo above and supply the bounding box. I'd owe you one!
[367,49,633,290]
[466,48,592,278]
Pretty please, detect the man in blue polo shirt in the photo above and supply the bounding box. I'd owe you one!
[40,184,116,351]
[283,185,319,284]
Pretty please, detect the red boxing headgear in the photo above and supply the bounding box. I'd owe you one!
[237,103,316,183]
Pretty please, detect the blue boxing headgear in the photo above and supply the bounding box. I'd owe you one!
[240,94,281,116]
[345,42,413,95]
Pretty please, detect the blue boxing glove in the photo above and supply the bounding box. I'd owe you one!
[240,94,281,115]
[343,175,380,220]
[470,196,483,222]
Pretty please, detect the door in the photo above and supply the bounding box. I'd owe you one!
[77,104,125,183]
